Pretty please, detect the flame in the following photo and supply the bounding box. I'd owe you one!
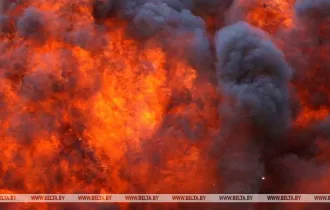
[4,0,330,208]
[294,106,330,126]
[293,42,330,127]
[241,0,330,128]
[244,0,295,33]
[0,1,220,209]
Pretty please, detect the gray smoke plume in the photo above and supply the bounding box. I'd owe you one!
[214,21,292,198]
[127,0,214,71]
[92,0,235,71]
[215,21,292,136]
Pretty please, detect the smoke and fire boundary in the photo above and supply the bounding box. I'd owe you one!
[0,0,330,209]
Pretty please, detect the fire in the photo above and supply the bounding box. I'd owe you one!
[2,0,330,209]
[295,106,330,126]
[292,31,330,127]
[244,0,295,33]
[0,0,220,208]
[240,0,330,128]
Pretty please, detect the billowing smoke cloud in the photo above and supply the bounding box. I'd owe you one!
[129,1,214,71]
[215,21,292,136]
[92,0,235,71]
[214,21,292,197]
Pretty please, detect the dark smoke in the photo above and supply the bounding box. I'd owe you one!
[215,21,292,136]
[214,21,292,197]
[1,0,330,210]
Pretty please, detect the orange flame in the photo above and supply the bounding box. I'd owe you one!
[0,1,220,209]
[244,0,295,33]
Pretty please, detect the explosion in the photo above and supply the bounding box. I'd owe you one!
[0,0,330,209]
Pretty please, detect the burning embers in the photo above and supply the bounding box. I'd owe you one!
[0,0,329,210]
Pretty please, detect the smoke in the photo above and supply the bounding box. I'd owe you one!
[1,0,330,210]
[127,0,215,72]
[285,0,330,109]
[214,21,292,203]
[295,0,330,18]
[17,7,47,39]
[250,1,330,209]
[225,0,256,24]
[215,21,292,136]
[92,0,234,71]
